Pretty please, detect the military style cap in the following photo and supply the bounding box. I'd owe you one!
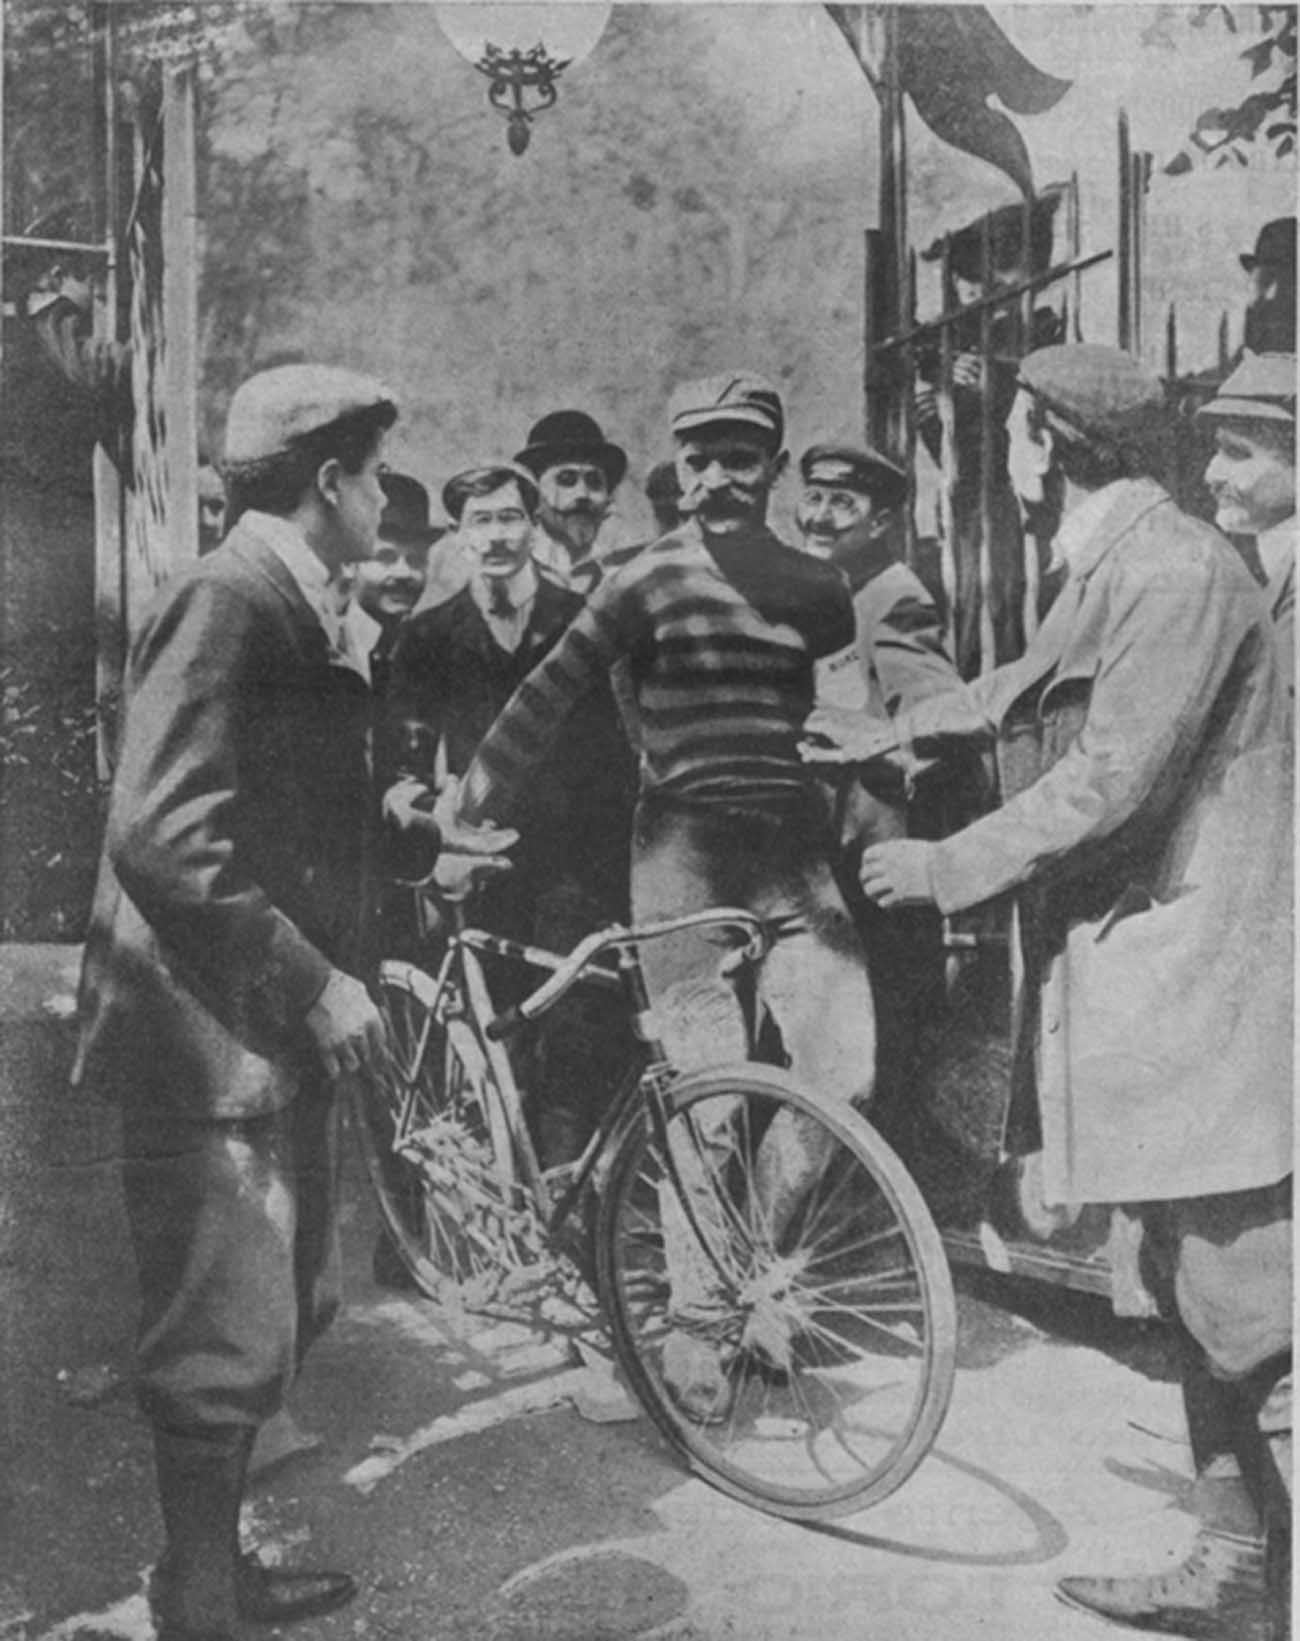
[1197,351,1297,425]
[1240,217,1296,275]
[514,409,628,489]
[224,364,397,464]
[668,373,785,445]
[378,473,444,545]
[1017,344,1165,446]
[799,442,907,510]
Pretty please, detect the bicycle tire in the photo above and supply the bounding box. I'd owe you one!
[353,959,543,1306]
[595,1063,957,1522]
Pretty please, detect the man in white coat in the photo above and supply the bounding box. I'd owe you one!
[803,343,1293,1641]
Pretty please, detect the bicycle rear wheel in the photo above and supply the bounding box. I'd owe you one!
[353,959,543,1305]
[596,1064,956,1521]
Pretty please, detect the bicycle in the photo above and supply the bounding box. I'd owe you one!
[353,881,958,1522]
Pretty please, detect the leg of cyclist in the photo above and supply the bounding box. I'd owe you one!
[631,794,876,1417]
[749,854,876,1261]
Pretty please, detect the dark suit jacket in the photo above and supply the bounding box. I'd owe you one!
[390,576,636,910]
[74,519,374,1117]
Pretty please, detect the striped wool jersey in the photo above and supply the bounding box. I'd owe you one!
[460,519,853,821]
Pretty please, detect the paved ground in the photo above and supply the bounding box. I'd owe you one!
[2,947,1200,1641]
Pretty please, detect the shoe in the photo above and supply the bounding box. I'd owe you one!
[661,1331,734,1426]
[1056,1528,1278,1640]
[236,1555,358,1626]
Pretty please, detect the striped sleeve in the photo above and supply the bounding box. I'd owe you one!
[459,590,632,825]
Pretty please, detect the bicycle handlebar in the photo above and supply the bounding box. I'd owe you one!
[484,906,771,1039]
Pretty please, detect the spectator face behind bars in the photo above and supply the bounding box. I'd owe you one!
[795,443,907,570]
[443,464,540,584]
[668,374,788,536]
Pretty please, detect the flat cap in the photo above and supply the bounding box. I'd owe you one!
[668,372,784,445]
[1017,344,1165,447]
[224,364,397,464]
[1197,351,1296,425]
[799,442,907,509]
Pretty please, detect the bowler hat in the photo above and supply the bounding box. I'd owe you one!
[378,473,444,545]
[668,373,785,445]
[514,410,628,489]
[224,365,397,465]
[1017,344,1165,449]
[1197,351,1297,425]
[800,442,907,510]
[1240,217,1296,275]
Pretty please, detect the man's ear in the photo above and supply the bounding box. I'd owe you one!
[866,507,898,542]
[316,457,344,511]
[769,449,791,483]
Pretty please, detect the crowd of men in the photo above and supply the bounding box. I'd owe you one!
[63,210,1295,1641]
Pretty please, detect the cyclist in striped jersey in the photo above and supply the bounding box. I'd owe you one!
[443,373,879,1422]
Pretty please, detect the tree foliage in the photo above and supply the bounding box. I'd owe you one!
[1166,4,1296,170]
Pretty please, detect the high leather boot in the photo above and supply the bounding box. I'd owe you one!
[148,1425,250,1641]
[1056,1527,1278,1640]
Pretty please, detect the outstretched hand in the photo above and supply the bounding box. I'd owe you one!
[432,775,519,858]
[800,705,900,767]
[858,840,938,910]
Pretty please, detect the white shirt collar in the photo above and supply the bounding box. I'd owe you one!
[242,507,336,606]
[1255,516,1296,609]
[470,559,538,616]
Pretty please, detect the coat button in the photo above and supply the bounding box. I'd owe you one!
[1046,1015,1060,1034]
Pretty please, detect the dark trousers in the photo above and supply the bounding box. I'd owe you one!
[121,1087,343,1434]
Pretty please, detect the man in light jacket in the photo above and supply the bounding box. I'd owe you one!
[804,344,1293,1641]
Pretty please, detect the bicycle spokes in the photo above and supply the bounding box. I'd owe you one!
[598,1075,955,1519]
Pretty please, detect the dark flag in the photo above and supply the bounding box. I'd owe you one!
[897,7,1071,195]
[829,5,1072,197]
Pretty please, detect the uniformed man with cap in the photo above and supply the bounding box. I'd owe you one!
[1198,350,1296,710]
[805,343,1293,1641]
[513,408,629,594]
[73,364,512,1641]
[442,371,877,1422]
[795,441,975,1134]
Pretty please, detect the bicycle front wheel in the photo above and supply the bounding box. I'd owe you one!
[596,1064,956,1522]
[353,959,541,1305]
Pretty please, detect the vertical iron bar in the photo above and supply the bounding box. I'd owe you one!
[977,214,996,676]
[901,246,918,569]
[1165,302,1178,382]
[90,0,125,776]
[164,65,199,568]
[1218,311,1231,374]
[1117,111,1132,350]
[1069,169,1083,340]
[863,227,887,447]
[936,236,959,661]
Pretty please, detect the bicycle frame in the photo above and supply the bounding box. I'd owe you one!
[393,895,775,1284]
